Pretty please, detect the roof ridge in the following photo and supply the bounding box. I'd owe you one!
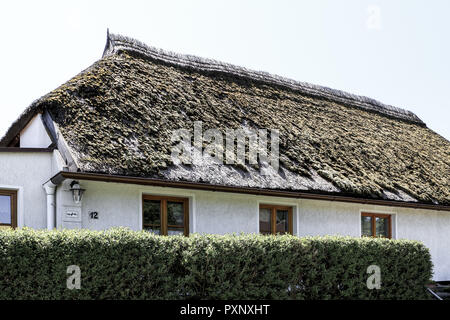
[103,32,425,125]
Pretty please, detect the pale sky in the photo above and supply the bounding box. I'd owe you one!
[0,0,449,140]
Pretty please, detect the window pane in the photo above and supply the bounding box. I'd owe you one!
[145,227,160,235]
[259,208,271,234]
[276,209,289,234]
[143,200,161,225]
[376,217,389,238]
[168,228,184,236]
[143,200,161,234]
[167,201,184,227]
[361,216,372,237]
[0,195,11,225]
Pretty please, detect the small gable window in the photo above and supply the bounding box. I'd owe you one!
[142,195,189,236]
[0,190,17,230]
[361,212,391,239]
[259,204,293,235]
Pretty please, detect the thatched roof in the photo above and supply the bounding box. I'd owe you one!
[1,32,449,206]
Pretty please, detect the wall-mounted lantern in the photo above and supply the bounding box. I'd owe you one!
[70,181,85,204]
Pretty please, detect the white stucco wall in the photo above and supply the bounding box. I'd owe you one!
[19,114,52,148]
[299,199,450,280]
[53,179,450,280]
[0,150,63,228]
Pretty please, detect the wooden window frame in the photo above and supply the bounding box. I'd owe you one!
[259,204,293,235]
[142,195,189,236]
[361,212,392,239]
[0,189,17,229]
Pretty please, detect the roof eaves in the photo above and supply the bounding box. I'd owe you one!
[51,171,450,211]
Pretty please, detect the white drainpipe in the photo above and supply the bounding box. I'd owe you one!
[43,181,57,230]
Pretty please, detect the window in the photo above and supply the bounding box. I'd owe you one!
[0,190,17,230]
[142,195,189,236]
[259,204,293,235]
[361,213,391,239]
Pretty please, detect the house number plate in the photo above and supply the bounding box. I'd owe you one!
[89,211,99,219]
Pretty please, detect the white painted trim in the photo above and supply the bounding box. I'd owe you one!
[0,184,24,228]
[392,213,397,239]
[138,190,142,231]
[359,208,397,215]
[17,187,24,228]
[138,187,197,233]
[297,199,302,236]
[358,210,361,238]
[255,201,260,234]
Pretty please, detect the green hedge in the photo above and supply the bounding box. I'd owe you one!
[0,228,432,299]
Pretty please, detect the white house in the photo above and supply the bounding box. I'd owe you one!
[0,33,449,280]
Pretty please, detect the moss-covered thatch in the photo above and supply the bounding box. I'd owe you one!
[1,33,449,205]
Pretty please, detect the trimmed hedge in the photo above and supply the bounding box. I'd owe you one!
[0,228,432,299]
